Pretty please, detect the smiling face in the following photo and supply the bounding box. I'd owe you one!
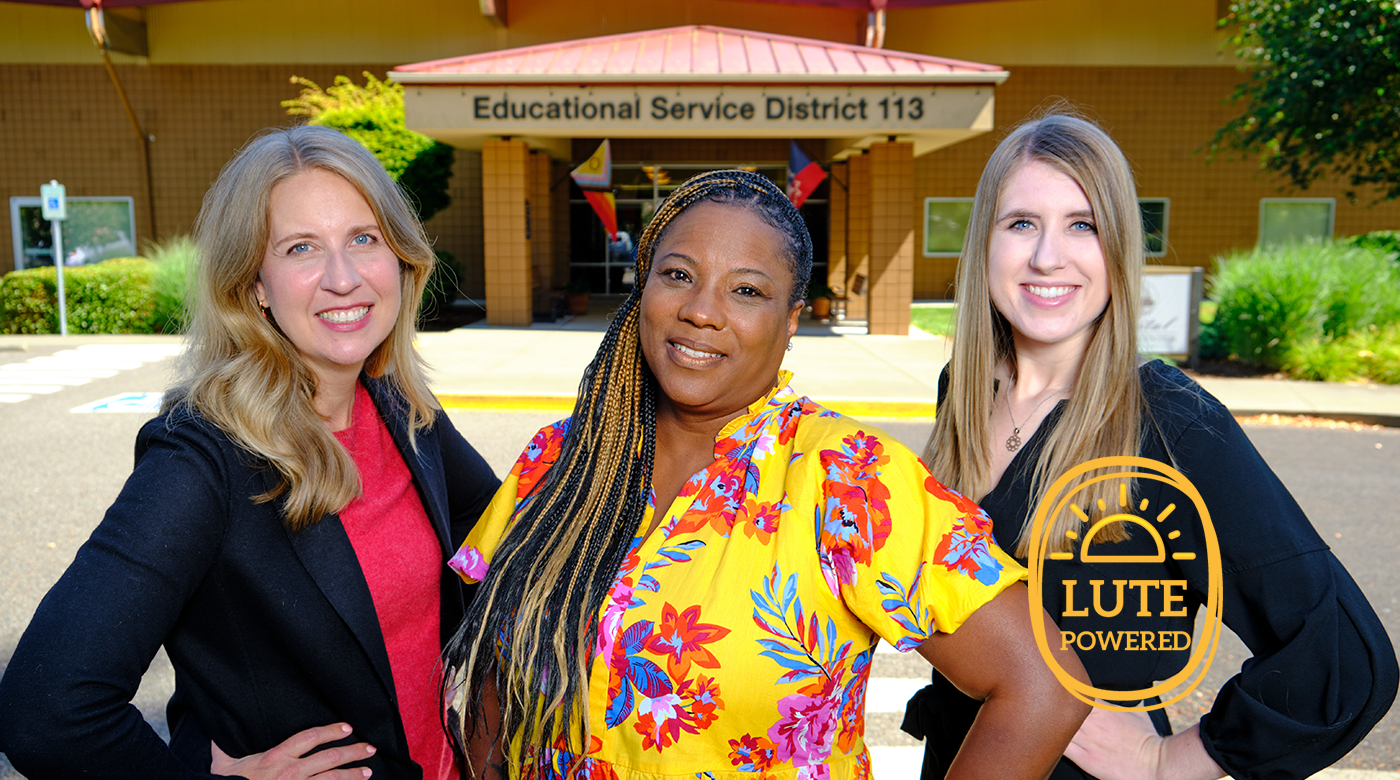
[987,160,1111,360]
[639,201,803,422]
[255,168,402,388]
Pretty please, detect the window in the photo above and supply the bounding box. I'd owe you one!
[1259,198,1334,246]
[10,196,137,270]
[1139,198,1169,258]
[923,197,973,256]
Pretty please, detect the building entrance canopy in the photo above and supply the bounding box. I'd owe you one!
[391,25,1007,159]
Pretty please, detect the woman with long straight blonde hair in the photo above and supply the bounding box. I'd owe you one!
[906,112,1396,779]
[0,125,501,780]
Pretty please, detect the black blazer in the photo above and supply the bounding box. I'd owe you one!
[0,377,500,779]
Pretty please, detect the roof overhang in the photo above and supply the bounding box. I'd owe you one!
[393,25,1006,160]
[393,72,1007,85]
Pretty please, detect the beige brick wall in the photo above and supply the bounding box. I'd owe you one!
[427,148,484,299]
[868,142,914,336]
[10,62,1397,314]
[0,63,485,289]
[481,139,531,327]
[912,65,1400,299]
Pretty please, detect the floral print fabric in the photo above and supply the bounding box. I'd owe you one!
[451,372,1025,779]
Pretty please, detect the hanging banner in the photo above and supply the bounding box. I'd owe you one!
[571,140,618,240]
[787,141,826,209]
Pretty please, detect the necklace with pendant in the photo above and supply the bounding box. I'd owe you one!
[1003,383,1068,452]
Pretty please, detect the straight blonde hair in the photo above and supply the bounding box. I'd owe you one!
[924,112,1144,556]
[166,125,438,530]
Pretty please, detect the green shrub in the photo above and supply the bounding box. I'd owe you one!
[1196,316,1230,361]
[1340,231,1400,263]
[284,73,454,222]
[1284,324,1400,384]
[420,250,462,321]
[147,235,198,334]
[0,258,156,335]
[1208,242,1400,369]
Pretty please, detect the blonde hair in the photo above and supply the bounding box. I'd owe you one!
[166,125,438,530]
[446,170,812,775]
[924,111,1144,556]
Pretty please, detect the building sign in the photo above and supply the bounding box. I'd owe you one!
[406,84,993,138]
[1139,266,1203,359]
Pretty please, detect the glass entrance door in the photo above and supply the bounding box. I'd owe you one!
[568,162,826,295]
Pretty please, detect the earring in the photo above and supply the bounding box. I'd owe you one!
[786,341,793,352]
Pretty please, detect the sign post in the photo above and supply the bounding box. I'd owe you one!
[40,180,68,336]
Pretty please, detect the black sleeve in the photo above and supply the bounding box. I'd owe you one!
[0,416,231,780]
[1159,390,1399,779]
[436,411,502,550]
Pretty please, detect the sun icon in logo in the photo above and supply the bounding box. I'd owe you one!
[1048,480,1198,564]
[1024,456,1225,713]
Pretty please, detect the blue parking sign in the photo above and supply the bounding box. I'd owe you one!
[40,180,66,220]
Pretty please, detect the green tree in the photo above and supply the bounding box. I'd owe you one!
[1212,0,1400,202]
[283,72,455,221]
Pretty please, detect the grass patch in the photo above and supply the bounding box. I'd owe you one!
[911,306,956,337]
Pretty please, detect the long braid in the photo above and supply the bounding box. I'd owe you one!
[445,169,812,776]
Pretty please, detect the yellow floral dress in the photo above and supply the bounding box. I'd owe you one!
[449,372,1025,780]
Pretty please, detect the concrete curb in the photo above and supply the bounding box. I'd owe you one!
[435,393,1399,426]
[435,393,941,420]
[1225,409,1400,428]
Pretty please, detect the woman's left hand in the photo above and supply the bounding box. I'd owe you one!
[1063,706,1163,780]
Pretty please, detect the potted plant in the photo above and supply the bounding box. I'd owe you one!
[564,279,591,316]
[806,282,835,320]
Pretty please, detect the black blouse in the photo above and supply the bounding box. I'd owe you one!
[902,360,1397,780]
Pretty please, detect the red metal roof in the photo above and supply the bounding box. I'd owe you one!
[392,25,1005,85]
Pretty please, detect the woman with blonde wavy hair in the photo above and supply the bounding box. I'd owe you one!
[443,168,1089,779]
[0,124,500,780]
[904,111,1396,779]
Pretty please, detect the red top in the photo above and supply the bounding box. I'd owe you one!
[334,383,457,780]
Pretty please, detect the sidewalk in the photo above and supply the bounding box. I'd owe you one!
[418,304,1400,426]
[4,313,1397,425]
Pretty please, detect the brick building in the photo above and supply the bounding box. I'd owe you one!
[3,0,1396,334]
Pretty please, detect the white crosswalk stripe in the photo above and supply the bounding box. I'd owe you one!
[864,677,926,714]
[869,746,924,777]
[0,343,183,404]
[863,641,931,776]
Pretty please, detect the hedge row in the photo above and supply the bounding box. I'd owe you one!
[1205,236,1400,379]
[1,258,157,335]
[2,248,463,335]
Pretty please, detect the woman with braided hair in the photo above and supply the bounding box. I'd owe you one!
[443,169,1089,779]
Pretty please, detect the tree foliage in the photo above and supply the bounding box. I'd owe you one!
[283,72,454,222]
[1212,0,1400,202]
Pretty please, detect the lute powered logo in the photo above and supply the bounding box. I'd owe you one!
[1026,457,1225,713]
